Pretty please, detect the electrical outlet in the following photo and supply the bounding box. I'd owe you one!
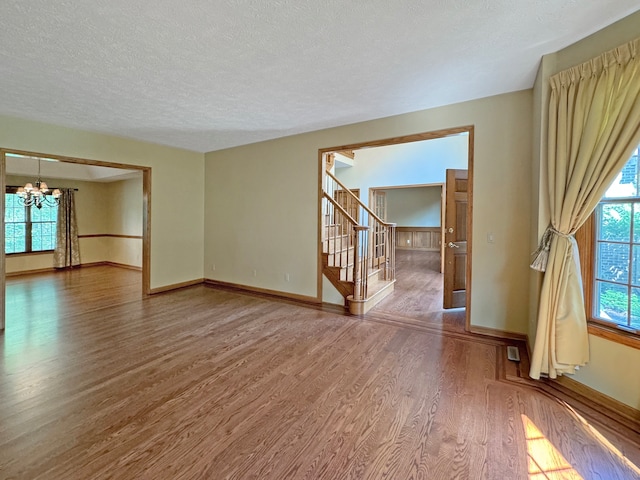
[211,264,216,271]
[253,269,257,277]
[285,273,290,282]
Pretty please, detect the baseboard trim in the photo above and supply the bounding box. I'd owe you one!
[6,267,55,277]
[204,278,322,306]
[546,375,640,434]
[149,279,204,295]
[468,324,528,342]
[78,261,142,271]
[104,261,142,271]
[6,261,141,276]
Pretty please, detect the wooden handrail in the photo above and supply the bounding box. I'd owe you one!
[325,170,393,227]
[323,192,359,226]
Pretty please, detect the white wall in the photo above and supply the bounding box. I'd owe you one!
[205,90,533,335]
[335,134,467,197]
[0,115,204,289]
[530,11,640,409]
[384,187,441,227]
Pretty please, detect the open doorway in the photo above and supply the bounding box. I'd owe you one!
[318,126,473,329]
[0,149,151,331]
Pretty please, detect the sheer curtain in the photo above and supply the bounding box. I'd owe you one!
[53,188,80,268]
[530,37,640,379]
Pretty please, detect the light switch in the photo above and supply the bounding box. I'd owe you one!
[487,233,495,243]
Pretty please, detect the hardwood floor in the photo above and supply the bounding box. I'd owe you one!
[371,250,467,333]
[1,266,639,479]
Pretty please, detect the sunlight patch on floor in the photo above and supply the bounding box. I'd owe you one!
[521,414,583,479]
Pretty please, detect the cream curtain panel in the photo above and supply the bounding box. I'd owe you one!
[530,37,640,380]
[53,188,80,268]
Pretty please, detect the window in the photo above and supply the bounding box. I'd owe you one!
[578,146,640,344]
[4,191,58,254]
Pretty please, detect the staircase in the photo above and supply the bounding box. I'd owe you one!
[322,169,396,314]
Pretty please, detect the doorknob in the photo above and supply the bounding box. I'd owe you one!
[448,242,459,249]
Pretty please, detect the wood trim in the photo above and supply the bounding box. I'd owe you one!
[1,148,150,171]
[0,147,152,305]
[149,278,204,295]
[5,261,142,277]
[205,278,322,305]
[367,182,444,191]
[317,151,326,303]
[465,127,474,333]
[5,267,55,277]
[588,323,640,349]
[336,150,355,159]
[318,126,475,154]
[104,261,142,272]
[78,234,143,239]
[6,250,53,257]
[0,151,5,330]
[396,226,441,232]
[546,375,640,436]
[142,168,151,296]
[469,324,528,343]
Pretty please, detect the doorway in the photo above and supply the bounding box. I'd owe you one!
[318,126,474,330]
[0,149,151,331]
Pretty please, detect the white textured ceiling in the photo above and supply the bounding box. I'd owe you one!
[0,1,638,153]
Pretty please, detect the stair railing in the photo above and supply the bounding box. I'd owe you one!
[324,170,397,293]
[322,193,362,297]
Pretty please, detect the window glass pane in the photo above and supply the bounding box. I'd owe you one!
[596,242,629,283]
[31,226,43,251]
[5,223,26,254]
[595,281,629,325]
[32,222,56,251]
[598,203,631,242]
[635,203,640,244]
[631,287,640,331]
[5,193,26,223]
[604,147,639,198]
[632,245,640,287]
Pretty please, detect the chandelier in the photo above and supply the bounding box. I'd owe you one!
[15,158,62,209]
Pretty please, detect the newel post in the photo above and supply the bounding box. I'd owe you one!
[352,225,369,300]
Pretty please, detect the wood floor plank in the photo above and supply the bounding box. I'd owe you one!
[1,264,639,479]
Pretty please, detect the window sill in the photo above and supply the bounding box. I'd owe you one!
[587,321,640,350]
[6,250,54,257]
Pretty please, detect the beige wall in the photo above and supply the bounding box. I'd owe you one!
[107,177,143,267]
[205,89,533,334]
[530,12,640,408]
[1,116,205,289]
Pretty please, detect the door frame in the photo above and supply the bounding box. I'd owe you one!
[0,148,152,331]
[368,183,445,272]
[318,125,474,331]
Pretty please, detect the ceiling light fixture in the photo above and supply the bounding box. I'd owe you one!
[15,158,61,209]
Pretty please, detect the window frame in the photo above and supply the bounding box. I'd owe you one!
[576,202,640,350]
[4,190,58,255]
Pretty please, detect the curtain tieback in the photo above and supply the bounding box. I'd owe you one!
[530,226,572,272]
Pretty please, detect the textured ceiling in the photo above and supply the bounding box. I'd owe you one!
[0,1,638,153]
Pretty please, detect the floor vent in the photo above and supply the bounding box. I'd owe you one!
[507,345,521,362]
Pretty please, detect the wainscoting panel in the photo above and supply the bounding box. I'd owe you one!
[396,227,441,251]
